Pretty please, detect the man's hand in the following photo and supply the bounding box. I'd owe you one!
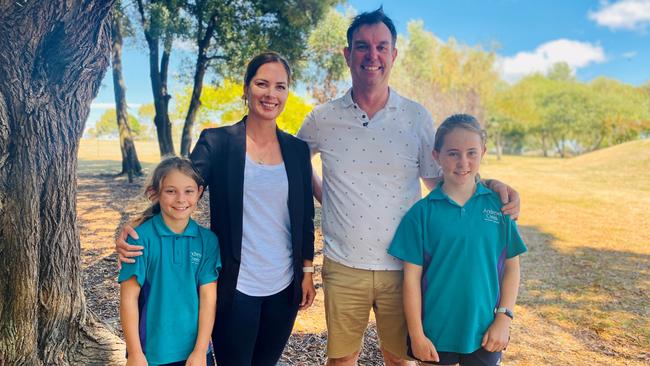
[486,179,520,220]
[299,273,316,310]
[481,315,511,352]
[410,334,439,362]
[115,224,143,269]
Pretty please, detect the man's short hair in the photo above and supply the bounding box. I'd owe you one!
[346,6,397,48]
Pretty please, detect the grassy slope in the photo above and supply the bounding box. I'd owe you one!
[480,139,649,364]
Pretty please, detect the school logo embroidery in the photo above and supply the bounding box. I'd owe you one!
[190,251,202,265]
[482,208,502,224]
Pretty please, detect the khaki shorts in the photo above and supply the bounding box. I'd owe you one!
[322,256,408,359]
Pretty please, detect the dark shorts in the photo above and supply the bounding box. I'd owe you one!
[407,337,502,366]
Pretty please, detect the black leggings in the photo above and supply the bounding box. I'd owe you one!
[213,284,299,366]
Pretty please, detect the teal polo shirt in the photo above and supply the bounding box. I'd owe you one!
[118,214,221,365]
[388,182,526,354]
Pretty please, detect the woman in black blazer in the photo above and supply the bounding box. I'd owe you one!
[189,52,315,366]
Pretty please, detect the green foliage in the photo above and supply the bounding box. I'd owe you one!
[172,80,313,135]
[391,21,500,124]
[304,7,351,103]
[90,109,143,139]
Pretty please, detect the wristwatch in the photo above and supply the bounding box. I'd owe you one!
[303,266,315,273]
[494,307,514,320]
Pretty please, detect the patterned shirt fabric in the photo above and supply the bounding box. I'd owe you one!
[297,88,439,270]
[388,182,527,353]
[118,214,221,365]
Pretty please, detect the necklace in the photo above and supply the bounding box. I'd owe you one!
[246,133,275,164]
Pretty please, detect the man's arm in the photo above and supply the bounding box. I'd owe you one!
[483,179,520,219]
[311,171,323,204]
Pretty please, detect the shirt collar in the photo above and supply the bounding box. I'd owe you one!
[340,87,401,110]
[427,181,492,202]
[152,213,199,237]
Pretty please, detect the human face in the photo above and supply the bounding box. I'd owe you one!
[433,128,486,188]
[344,22,397,92]
[245,62,289,123]
[157,169,203,232]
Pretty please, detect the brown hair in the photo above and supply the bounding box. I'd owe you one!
[133,156,204,226]
[243,51,292,89]
[434,114,487,152]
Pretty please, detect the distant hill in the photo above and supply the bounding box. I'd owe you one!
[566,139,650,173]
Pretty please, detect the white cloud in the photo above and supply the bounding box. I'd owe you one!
[499,39,606,83]
[90,102,142,110]
[589,0,650,30]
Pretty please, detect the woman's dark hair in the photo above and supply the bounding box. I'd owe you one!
[243,51,292,88]
[133,156,204,226]
[434,114,487,152]
[346,6,397,48]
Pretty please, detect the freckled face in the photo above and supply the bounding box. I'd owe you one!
[433,128,486,187]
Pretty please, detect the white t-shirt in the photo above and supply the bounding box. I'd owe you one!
[236,156,293,296]
[297,88,440,270]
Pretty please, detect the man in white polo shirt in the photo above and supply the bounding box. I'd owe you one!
[298,7,519,366]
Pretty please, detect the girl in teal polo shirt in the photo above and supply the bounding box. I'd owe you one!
[389,114,526,366]
[119,157,221,366]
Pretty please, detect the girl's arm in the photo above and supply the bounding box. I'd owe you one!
[403,262,439,363]
[482,256,521,352]
[299,259,316,310]
[185,282,217,366]
[120,278,147,366]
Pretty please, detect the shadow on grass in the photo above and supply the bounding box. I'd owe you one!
[516,225,649,361]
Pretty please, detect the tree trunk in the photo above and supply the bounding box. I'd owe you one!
[137,0,175,157]
[112,11,143,182]
[180,15,218,157]
[0,1,124,364]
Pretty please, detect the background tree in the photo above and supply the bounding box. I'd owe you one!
[177,0,337,156]
[112,0,143,181]
[134,0,187,156]
[173,79,313,134]
[304,7,350,104]
[391,21,499,124]
[89,109,144,139]
[0,1,124,364]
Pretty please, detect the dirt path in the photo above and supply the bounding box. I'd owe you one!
[78,171,648,366]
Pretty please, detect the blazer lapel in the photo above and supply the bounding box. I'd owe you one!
[277,130,303,257]
[227,118,246,262]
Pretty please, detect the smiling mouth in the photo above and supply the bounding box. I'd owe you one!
[172,206,190,211]
[362,65,381,71]
[260,101,278,109]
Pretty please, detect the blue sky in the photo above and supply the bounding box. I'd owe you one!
[88,0,650,126]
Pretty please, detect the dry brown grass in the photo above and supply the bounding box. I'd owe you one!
[77,138,650,365]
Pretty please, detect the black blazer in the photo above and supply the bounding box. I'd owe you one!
[190,117,315,312]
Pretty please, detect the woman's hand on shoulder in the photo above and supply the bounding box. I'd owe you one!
[299,273,316,310]
[115,224,144,269]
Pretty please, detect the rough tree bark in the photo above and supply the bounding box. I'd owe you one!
[112,8,143,182]
[179,13,218,157]
[0,1,125,364]
[136,0,176,157]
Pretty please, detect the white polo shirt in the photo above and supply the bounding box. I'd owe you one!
[297,88,439,270]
